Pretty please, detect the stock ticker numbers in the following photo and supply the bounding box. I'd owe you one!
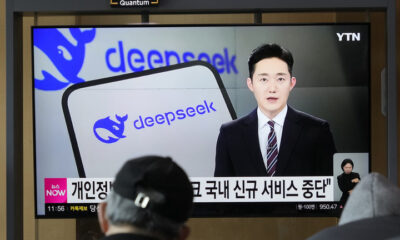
[296,203,338,213]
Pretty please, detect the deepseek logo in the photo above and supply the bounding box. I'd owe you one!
[105,41,238,75]
[93,100,217,144]
[34,28,96,91]
[93,114,128,144]
[133,100,216,129]
[45,178,67,203]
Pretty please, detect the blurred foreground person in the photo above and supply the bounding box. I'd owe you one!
[97,156,193,240]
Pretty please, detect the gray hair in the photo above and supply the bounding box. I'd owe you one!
[105,191,183,239]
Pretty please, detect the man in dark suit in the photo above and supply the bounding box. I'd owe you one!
[214,43,336,177]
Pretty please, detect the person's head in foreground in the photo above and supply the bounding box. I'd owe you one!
[98,156,194,240]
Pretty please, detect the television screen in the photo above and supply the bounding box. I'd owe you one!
[33,24,370,218]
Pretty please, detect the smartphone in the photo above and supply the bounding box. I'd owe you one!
[62,61,236,177]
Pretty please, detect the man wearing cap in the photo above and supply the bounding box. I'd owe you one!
[97,156,193,240]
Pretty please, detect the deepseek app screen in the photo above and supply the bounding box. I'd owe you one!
[66,63,233,178]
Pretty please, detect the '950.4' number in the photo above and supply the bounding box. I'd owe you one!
[319,203,337,210]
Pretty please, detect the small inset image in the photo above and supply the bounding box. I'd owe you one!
[333,153,369,206]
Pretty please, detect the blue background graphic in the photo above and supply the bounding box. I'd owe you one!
[34,28,96,91]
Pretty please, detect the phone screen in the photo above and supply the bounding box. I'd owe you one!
[63,61,236,178]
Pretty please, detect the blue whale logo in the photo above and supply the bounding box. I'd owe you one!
[34,28,96,91]
[93,114,128,144]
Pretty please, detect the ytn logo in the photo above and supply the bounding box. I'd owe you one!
[336,32,361,42]
[93,114,128,144]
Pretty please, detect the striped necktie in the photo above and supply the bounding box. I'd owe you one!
[266,121,278,176]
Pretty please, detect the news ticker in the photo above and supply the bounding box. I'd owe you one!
[45,176,334,204]
[45,202,341,217]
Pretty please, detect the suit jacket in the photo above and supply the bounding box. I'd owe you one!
[214,106,337,176]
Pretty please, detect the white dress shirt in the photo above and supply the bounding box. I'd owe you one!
[257,105,288,170]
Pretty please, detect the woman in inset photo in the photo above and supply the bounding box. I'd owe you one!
[337,158,360,206]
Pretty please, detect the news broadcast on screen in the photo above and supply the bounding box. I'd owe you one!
[32,24,370,218]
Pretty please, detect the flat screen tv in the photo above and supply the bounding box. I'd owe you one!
[32,24,370,218]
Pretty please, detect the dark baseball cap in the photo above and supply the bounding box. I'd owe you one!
[112,155,193,224]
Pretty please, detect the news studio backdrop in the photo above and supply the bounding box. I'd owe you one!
[33,24,370,218]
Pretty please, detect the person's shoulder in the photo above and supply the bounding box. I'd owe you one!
[289,106,329,127]
[337,173,345,180]
[220,109,256,130]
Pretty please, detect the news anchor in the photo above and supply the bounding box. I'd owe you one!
[214,43,336,177]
